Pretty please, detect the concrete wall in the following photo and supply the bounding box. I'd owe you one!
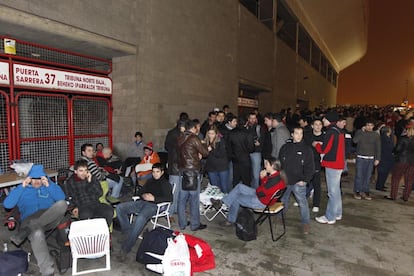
[0,0,337,159]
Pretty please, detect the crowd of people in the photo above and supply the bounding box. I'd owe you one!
[5,104,414,275]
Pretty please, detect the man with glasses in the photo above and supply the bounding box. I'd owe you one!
[4,164,67,276]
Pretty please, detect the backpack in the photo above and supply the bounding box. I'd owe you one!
[235,207,257,241]
[48,214,72,274]
[136,227,175,264]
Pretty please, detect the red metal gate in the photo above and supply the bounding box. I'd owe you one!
[0,90,11,173]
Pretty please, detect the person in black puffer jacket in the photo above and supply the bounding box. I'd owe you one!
[279,127,315,234]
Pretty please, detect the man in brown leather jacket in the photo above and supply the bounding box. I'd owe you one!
[177,120,209,230]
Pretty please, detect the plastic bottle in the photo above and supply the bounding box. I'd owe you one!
[3,242,8,252]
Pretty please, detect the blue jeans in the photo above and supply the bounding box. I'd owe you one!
[116,200,157,253]
[208,170,230,193]
[178,172,201,230]
[249,152,262,189]
[168,175,181,214]
[354,157,374,193]
[107,177,123,198]
[281,183,310,224]
[222,183,265,223]
[325,168,343,221]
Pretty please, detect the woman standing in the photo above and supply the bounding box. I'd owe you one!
[386,127,414,201]
[204,126,230,193]
[375,126,394,191]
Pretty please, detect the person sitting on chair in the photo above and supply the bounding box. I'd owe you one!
[4,164,67,276]
[132,142,160,188]
[210,157,287,227]
[63,159,114,226]
[80,143,123,202]
[116,163,172,254]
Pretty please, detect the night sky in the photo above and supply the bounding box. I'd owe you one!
[337,0,414,106]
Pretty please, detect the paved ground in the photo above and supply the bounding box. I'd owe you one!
[1,162,414,275]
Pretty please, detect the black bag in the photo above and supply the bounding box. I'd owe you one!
[0,250,29,276]
[47,214,72,274]
[136,227,175,264]
[235,208,257,241]
[182,170,198,191]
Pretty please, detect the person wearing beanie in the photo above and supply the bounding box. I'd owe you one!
[314,110,346,225]
[134,142,160,187]
[4,164,67,276]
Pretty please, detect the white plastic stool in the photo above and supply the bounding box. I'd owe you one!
[68,218,111,275]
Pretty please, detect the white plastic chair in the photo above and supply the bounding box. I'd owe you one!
[68,218,111,275]
[129,183,176,229]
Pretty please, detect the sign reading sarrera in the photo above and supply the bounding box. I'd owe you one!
[13,63,112,95]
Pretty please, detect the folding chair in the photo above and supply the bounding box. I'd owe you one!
[134,163,153,195]
[129,183,176,229]
[68,218,111,275]
[253,188,286,242]
[199,183,227,221]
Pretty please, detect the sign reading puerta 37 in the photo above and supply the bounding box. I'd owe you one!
[0,61,112,95]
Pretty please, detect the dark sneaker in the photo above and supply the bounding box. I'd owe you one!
[220,221,234,227]
[303,224,310,235]
[10,226,31,247]
[353,192,362,200]
[361,193,372,200]
[192,224,207,231]
[210,198,223,210]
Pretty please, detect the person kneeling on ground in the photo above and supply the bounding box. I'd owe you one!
[116,163,172,254]
[63,159,114,226]
[211,157,286,227]
[4,164,67,276]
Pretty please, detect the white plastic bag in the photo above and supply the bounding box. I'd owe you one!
[163,234,191,276]
[146,233,191,276]
[10,162,33,177]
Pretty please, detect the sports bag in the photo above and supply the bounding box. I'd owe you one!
[235,207,257,241]
[136,227,175,264]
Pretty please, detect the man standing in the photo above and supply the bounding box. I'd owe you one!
[228,117,255,187]
[315,110,346,225]
[279,127,315,234]
[80,143,123,200]
[5,164,67,276]
[165,118,187,214]
[200,111,217,138]
[116,163,172,254]
[246,112,263,188]
[177,120,209,231]
[271,113,290,159]
[304,118,325,213]
[352,119,381,200]
[63,159,114,226]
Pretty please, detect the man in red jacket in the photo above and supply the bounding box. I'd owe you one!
[211,157,286,226]
[314,110,345,225]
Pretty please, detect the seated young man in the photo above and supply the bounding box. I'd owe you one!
[80,143,123,201]
[211,157,286,226]
[4,164,67,276]
[63,159,114,226]
[116,163,172,254]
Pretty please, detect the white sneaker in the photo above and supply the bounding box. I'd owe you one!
[293,202,299,207]
[315,215,336,224]
[336,216,342,221]
[312,206,319,213]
